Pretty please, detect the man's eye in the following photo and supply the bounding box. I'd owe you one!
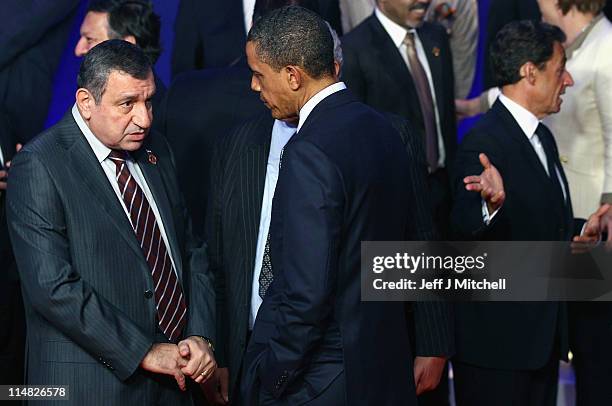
[121,101,133,108]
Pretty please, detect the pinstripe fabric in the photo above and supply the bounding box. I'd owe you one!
[109,151,186,341]
[6,113,209,405]
[384,113,454,357]
[205,114,273,394]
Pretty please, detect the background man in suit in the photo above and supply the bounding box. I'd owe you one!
[342,0,457,239]
[0,0,80,387]
[238,6,450,405]
[74,0,167,119]
[451,21,606,406]
[171,0,342,78]
[7,40,215,404]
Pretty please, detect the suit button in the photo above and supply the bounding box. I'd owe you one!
[144,289,154,299]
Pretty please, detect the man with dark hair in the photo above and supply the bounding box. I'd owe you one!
[7,40,216,405]
[237,5,425,405]
[451,20,606,405]
[75,0,166,114]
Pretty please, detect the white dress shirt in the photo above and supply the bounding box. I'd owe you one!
[71,104,179,273]
[250,119,296,329]
[0,144,4,167]
[243,0,256,35]
[375,7,446,167]
[483,95,568,223]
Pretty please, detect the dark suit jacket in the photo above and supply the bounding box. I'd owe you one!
[207,112,450,399]
[240,89,431,405]
[342,15,457,168]
[159,65,267,239]
[0,0,79,144]
[6,113,215,404]
[484,0,541,88]
[171,0,343,77]
[451,100,576,370]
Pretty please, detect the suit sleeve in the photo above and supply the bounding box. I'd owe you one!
[0,0,79,70]
[387,114,437,240]
[6,151,152,381]
[258,141,344,397]
[163,137,216,342]
[203,136,228,367]
[171,0,203,78]
[451,131,507,239]
[594,43,612,200]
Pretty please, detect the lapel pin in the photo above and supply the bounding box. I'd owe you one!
[146,149,158,165]
[432,47,441,57]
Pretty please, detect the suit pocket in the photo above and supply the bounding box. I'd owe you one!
[251,320,278,345]
[42,341,98,364]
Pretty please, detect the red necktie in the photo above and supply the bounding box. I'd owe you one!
[109,150,187,341]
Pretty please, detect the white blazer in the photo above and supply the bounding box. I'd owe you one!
[544,16,612,218]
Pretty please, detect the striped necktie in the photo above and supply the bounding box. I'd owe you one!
[108,150,187,341]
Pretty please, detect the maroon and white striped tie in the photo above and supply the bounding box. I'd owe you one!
[108,150,187,341]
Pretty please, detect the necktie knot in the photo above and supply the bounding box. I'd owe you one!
[108,149,128,164]
[403,32,416,48]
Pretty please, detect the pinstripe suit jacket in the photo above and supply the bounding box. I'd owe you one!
[205,113,273,396]
[6,112,214,405]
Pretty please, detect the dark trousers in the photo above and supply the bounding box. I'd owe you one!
[428,168,451,240]
[0,282,26,385]
[453,356,559,406]
[569,302,612,406]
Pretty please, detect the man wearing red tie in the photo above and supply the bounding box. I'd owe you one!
[7,40,215,405]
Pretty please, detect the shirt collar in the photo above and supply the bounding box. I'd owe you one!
[71,103,113,163]
[498,94,540,140]
[297,82,347,132]
[375,7,416,48]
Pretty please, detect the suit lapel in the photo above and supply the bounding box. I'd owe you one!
[241,117,273,290]
[493,102,566,218]
[133,146,184,283]
[60,115,145,261]
[368,16,423,123]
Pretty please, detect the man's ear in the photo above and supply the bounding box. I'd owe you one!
[123,34,137,45]
[520,62,537,86]
[286,65,302,91]
[76,88,94,120]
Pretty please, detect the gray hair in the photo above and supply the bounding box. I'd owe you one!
[77,39,151,103]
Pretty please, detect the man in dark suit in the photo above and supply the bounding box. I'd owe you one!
[342,0,457,239]
[74,0,167,120]
[0,0,80,387]
[171,0,343,77]
[236,6,452,405]
[451,21,605,406]
[7,40,215,405]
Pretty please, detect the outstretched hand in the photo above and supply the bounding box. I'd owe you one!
[463,153,505,213]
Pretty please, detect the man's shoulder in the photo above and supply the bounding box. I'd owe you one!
[342,14,376,46]
[20,114,75,158]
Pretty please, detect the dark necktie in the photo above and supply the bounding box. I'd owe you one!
[259,144,289,299]
[403,32,439,170]
[108,150,187,341]
[535,124,566,206]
